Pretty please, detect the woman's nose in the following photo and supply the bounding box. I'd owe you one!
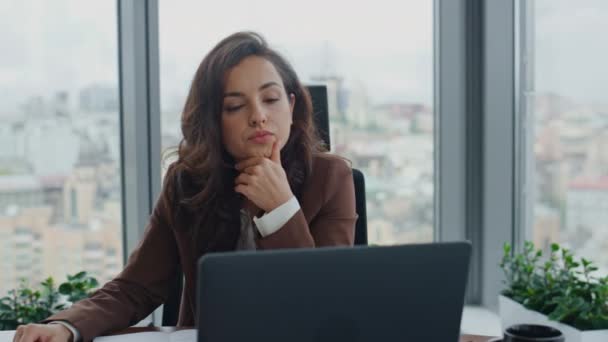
[249,103,268,126]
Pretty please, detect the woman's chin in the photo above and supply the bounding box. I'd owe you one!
[244,145,272,158]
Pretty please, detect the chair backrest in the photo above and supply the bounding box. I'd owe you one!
[161,85,368,326]
[162,264,183,326]
[352,168,367,245]
[307,84,331,148]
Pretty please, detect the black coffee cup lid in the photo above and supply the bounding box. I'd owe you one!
[504,324,564,342]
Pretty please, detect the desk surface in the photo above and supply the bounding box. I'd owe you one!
[111,327,497,342]
[0,327,497,342]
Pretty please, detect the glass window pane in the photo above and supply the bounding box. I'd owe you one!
[522,0,608,274]
[0,1,123,296]
[159,0,434,245]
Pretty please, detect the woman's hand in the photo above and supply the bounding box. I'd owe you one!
[235,140,294,213]
[13,323,73,342]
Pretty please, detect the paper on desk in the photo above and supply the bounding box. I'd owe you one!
[168,330,196,342]
[93,329,196,342]
[0,331,15,342]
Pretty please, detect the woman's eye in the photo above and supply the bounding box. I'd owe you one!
[225,105,244,112]
[264,98,279,104]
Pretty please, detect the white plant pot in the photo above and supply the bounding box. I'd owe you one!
[498,295,608,342]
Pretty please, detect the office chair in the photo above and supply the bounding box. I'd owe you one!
[161,85,367,326]
[352,168,367,246]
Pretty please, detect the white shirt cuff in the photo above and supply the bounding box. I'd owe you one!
[253,196,300,237]
[48,321,81,342]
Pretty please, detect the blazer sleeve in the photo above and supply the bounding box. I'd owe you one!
[256,158,357,249]
[42,178,179,342]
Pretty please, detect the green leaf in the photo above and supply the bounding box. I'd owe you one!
[551,243,559,252]
[58,283,73,294]
[88,278,99,288]
[73,271,86,279]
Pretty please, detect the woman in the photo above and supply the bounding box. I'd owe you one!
[14,31,357,342]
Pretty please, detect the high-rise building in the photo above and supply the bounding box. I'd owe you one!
[0,175,44,213]
[566,177,608,236]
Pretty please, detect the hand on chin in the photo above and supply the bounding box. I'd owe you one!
[247,144,273,159]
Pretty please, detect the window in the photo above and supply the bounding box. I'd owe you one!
[159,0,434,245]
[520,0,608,274]
[0,1,123,296]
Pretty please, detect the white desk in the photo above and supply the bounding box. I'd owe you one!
[0,330,15,342]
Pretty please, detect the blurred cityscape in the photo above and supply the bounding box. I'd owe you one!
[2,78,608,297]
[0,85,123,297]
[530,93,608,275]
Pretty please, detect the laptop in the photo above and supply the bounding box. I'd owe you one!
[197,242,471,342]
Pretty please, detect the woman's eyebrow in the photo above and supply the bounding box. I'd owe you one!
[259,81,280,90]
[223,82,281,98]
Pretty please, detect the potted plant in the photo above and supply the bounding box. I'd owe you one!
[499,241,608,342]
[0,272,98,330]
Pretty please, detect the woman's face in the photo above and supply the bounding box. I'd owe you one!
[221,56,295,161]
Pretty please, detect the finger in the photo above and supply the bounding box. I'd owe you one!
[235,173,254,185]
[270,139,281,164]
[49,334,66,342]
[243,165,261,175]
[235,157,265,171]
[14,326,31,342]
[234,184,250,198]
[19,328,40,342]
[13,327,23,342]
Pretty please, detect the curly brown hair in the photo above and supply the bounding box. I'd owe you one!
[162,31,325,254]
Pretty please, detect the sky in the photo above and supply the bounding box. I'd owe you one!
[0,0,607,116]
[157,0,433,110]
[534,0,608,107]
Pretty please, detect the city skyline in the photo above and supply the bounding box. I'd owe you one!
[3,92,606,273]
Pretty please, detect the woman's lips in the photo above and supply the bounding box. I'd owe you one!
[249,131,274,144]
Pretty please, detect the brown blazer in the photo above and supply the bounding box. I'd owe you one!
[44,154,357,342]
